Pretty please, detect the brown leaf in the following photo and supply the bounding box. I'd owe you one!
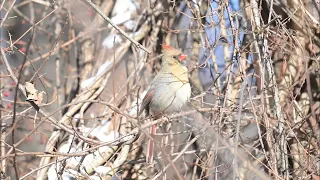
[25,82,45,104]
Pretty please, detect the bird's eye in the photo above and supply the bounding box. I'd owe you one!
[173,56,178,60]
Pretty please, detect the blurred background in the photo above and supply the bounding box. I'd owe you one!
[0,0,319,179]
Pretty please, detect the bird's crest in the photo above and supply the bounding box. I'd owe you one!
[161,44,187,61]
[161,44,174,50]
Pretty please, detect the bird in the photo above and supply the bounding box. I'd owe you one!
[139,44,191,163]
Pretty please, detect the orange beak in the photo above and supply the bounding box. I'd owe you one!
[179,54,187,61]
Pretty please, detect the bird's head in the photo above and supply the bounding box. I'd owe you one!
[161,44,187,66]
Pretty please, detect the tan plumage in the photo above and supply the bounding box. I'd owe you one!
[139,44,191,163]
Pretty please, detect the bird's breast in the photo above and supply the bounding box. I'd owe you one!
[149,75,191,115]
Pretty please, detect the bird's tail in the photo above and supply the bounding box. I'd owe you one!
[146,124,156,163]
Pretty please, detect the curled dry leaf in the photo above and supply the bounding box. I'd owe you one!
[25,82,45,104]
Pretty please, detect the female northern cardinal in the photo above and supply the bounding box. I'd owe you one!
[139,44,191,163]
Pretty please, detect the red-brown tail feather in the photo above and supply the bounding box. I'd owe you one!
[146,125,156,163]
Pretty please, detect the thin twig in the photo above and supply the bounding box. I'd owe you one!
[29,13,68,82]
[10,21,35,180]
[84,0,151,54]
[263,0,288,177]
[0,0,16,27]
[3,7,57,51]
[152,122,210,180]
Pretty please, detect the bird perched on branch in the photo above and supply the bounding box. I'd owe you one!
[139,44,191,163]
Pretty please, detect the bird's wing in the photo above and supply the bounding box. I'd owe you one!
[138,87,154,116]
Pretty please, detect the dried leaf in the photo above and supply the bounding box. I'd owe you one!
[25,82,45,104]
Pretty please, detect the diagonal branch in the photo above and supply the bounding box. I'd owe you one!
[84,0,151,54]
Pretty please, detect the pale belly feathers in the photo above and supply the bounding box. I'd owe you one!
[149,74,191,115]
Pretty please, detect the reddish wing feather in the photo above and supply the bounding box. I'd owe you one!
[139,88,154,116]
